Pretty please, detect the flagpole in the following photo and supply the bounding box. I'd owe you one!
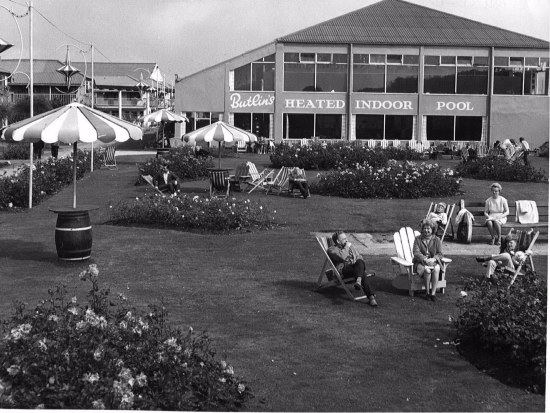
[28,0,33,209]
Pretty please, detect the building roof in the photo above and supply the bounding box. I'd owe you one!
[278,0,549,49]
[0,59,86,86]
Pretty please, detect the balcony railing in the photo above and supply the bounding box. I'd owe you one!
[10,93,77,106]
[94,96,146,108]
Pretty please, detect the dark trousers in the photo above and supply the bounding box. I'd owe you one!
[158,181,177,194]
[51,145,59,159]
[342,259,373,297]
[523,151,529,166]
[290,179,309,198]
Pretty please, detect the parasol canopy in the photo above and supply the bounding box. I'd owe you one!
[1,102,142,208]
[183,121,257,168]
[142,108,188,124]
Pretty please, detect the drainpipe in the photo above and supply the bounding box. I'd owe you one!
[487,47,494,145]
[347,43,353,141]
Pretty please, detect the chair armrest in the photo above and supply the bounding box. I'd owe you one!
[441,257,452,263]
[390,256,413,267]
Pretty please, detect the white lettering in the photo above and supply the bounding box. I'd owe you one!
[283,99,346,109]
[296,99,305,108]
[436,101,475,111]
[436,102,445,110]
[230,93,275,109]
[354,100,413,111]
[403,101,412,110]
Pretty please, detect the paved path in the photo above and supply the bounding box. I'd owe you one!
[313,232,548,256]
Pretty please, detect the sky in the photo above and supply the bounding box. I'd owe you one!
[0,0,548,83]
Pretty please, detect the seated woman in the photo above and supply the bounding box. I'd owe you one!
[413,219,444,302]
[476,234,526,280]
[484,182,509,245]
[427,202,448,238]
[289,167,309,199]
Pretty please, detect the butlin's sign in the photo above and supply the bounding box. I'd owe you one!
[229,93,275,109]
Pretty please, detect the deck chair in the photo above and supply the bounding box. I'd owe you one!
[236,140,247,153]
[508,149,524,163]
[390,227,451,297]
[288,167,310,198]
[209,169,231,198]
[425,202,455,240]
[315,235,371,302]
[265,166,290,195]
[229,162,250,192]
[100,145,117,170]
[141,174,166,195]
[244,161,273,193]
[508,230,539,288]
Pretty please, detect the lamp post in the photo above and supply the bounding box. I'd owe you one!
[0,37,13,54]
[134,67,152,116]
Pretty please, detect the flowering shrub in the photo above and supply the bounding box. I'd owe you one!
[269,141,424,170]
[455,271,546,393]
[0,150,101,209]
[110,193,277,233]
[311,160,462,198]
[137,147,214,183]
[1,143,30,160]
[0,265,252,409]
[455,157,546,182]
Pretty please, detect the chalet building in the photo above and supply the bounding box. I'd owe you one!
[174,0,549,147]
[0,59,173,122]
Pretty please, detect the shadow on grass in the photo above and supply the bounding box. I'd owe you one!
[0,239,79,268]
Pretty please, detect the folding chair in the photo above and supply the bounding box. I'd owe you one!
[390,227,451,297]
[265,166,290,195]
[229,162,250,192]
[425,202,455,240]
[236,140,247,153]
[209,170,231,198]
[100,145,117,170]
[141,174,167,195]
[508,230,539,288]
[508,149,524,163]
[315,235,369,302]
[244,161,273,193]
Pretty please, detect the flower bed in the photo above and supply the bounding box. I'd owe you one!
[1,143,30,160]
[0,265,252,409]
[110,193,277,233]
[455,157,546,182]
[269,141,424,170]
[311,160,462,199]
[455,271,546,394]
[137,147,214,183]
[0,150,101,209]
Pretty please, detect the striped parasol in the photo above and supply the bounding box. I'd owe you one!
[1,102,142,208]
[142,109,188,124]
[183,121,257,168]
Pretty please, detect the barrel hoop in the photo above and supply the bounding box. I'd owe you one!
[59,255,91,261]
[55,226,92,231]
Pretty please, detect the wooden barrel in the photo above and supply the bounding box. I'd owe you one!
[54,211,93,260]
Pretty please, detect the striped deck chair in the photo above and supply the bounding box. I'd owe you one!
[265,166,290,195]
[244,161,273,193]
[426,202,456,240]
[390,227,451,297]
[101,145,117,170]
[209,170,230,198]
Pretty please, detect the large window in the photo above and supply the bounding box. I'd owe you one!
[233,113,270,137]
[233,54,275,92]
[494,56,549,95]
[284,52,348,92]
[424,55,489,94]
[353,53,418,93]
[355,114,413,140]
[426,116,482,141]
[283,113,342,139]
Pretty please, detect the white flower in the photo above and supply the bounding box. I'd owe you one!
[88,264,99,279]
[8,202,13,208]
[68,307,79,316]
[135,372,147,387]
[19,324,32,334]
[119,321,128,329]
[219,377,226,383]
[225,365,234,375]
[238,383,246,394]
[48,314,59,322]
[38,338,48,352]
[460,291,468,297]
[6,365,20,376]
[92,399,105,409]
[71,296,78,304]
[220,360,227,369]
[76,321,87,330]
[93,347,103,361]
[83,372,100,384]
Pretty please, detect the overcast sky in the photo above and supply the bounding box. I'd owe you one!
[0,0,548,81]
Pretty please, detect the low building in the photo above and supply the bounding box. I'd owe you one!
[174,0,549,147]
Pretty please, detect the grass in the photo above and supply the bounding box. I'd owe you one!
[0,151,547,411]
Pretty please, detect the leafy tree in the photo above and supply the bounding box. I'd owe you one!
[8,96,53,123]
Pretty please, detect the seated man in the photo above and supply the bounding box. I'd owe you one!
[327,231,377,307]
[155,164,178,194]
[427,202,448,238]
[475,234,527,280]
[289,167,309,199]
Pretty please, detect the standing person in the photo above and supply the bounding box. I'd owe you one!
[413,219,445,301]
[484,182,509,245]
[327,231,378,307]
[33,140,44,160]
[50,142,59,159]
[155,163,178,194]
[519,137,530,165]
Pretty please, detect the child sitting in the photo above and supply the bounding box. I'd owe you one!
[476,235,527,280]
[427,202,448,237]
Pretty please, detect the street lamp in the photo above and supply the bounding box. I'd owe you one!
[134,67,152,115]
[0,37,13,54]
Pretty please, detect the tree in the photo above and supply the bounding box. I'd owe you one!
[8,96,53,123]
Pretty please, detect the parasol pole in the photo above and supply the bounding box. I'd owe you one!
[218,141,222,168]
[28,0,34,209]
[72,142,77,208]
[90,42,94,172]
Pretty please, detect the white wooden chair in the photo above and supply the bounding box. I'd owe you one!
[236,140,247,153]
[315,235,369,302]
[367,139,376,149]
[299,138,308,147]
[381,140,388,149]
[100,145,117,170]
[392,139,400,148]
[390,227,451,297]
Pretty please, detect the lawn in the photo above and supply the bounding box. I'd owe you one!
[0,150,547,411]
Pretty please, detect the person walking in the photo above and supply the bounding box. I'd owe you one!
[519,137,530,165]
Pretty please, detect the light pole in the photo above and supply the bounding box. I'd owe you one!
[134,67,152,116]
